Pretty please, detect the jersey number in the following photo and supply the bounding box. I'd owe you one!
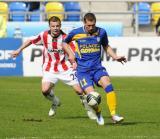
[80,78,87,87]
[70,73,76,81]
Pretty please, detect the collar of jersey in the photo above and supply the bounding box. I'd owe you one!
[83,26,99,36]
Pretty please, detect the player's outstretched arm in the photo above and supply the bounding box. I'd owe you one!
[11,40,32,58]
[105,45,127,64]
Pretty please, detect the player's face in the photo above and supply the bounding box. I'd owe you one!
[49,21,61,37]
[84,19,96,34]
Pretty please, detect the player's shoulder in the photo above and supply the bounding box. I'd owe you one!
[70,27,84,35]
[97,27,106,34]
[36,30,49,37]
[96,27,107,37]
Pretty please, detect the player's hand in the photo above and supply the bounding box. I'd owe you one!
[68,55,77,70]
[10,49,21,58]
[115,56,127,64]
[68,55,76,64]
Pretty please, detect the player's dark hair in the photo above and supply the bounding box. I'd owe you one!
[48,16,61,25]
[83,13,96,23]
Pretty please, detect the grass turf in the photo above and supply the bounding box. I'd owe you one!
[0,77,160,139]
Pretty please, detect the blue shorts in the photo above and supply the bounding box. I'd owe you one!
[77,67,109,90]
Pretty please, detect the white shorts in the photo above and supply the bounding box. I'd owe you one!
[42,68,78,86]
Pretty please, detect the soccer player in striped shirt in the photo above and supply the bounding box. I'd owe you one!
[63,13,127,125]
[11,16,96,119]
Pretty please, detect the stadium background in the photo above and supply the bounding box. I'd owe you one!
[0,0,160,138]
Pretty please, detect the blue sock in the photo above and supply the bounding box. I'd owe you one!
[104,84,114,93]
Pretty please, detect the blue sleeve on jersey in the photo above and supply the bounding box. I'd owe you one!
[101,30,109,47]
[64,30,75,43]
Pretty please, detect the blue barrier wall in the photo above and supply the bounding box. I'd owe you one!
[0,38,23,76]
[7,21,123,37]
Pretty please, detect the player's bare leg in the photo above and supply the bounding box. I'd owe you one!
[42,82,60,116]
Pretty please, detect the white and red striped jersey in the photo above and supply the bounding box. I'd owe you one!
[30,30,75,73]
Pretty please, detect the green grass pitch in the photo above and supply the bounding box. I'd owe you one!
[0,77,160,139]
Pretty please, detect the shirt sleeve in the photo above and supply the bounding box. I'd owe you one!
[29,33,43,45]
[101,30,109,48]
[64,30,75,44]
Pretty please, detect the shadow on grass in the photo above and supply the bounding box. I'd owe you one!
[62,115,89,119]
[22,118,43,122]
[106,121,158,126]
[61,116,159,126]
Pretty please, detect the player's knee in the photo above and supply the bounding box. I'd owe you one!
[42,88,50,96]
[73,84,83,95]
[98,75,110,85]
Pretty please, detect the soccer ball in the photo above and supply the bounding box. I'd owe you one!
[86,92,101,106]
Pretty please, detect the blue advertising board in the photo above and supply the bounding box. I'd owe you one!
[7,21,123,37]
[0,38,23,76]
